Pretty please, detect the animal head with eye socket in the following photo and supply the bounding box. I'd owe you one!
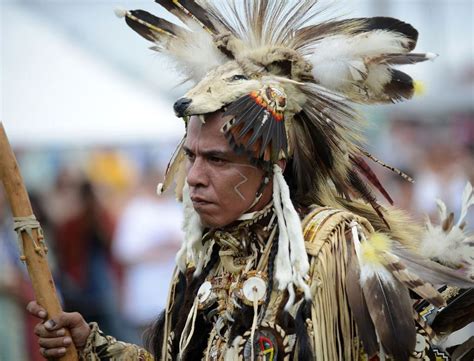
[173,46,312,118]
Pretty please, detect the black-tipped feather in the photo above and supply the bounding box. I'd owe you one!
[384,69,415,102]
[125,9,182,42]
[155,0,216,33]
[359,17,418,50]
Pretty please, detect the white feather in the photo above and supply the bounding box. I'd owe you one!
[308,31,410,93]
[457,182,474,227]
[163,22,227,82]
[436,199,448,221]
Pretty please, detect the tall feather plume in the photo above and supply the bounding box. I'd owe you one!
[350,223,416,361]
[203,0,323,48]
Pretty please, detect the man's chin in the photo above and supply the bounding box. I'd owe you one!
[197,212,230,229]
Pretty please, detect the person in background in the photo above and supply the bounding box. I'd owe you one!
[113,171,183,343]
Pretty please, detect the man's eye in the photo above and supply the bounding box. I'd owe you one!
[231,74,248,81]
[209,156,225,164]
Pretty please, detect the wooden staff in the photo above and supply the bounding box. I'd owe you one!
[0,122,78,361]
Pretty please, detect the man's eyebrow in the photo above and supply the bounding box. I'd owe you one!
[183,146,232,158]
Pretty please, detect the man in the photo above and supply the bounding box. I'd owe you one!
[28,1,473,360]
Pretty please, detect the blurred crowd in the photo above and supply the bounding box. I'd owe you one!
[0,112,473,360]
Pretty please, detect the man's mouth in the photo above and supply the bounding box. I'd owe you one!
[191,196,213,207]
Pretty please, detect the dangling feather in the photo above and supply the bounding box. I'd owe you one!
[345,244,378,357]
[350,154,393,204]
[154,0,216,33]
[361,149,415,183]
[431,288,474,336]
[223,85,288,163]
[157,137,186,196]
[351,224,416,361]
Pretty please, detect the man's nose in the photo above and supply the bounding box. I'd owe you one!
[186,158,208,187]
[173,97,192,117]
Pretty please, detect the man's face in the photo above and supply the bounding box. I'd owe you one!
[184,112,271,228]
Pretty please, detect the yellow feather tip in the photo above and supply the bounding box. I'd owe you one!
[368,232,392,252]
[360,242,381,264]
[413,80,426,96]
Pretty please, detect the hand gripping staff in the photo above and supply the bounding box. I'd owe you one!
[0,123,78,361]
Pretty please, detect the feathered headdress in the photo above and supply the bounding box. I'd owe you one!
[115,0,453,350]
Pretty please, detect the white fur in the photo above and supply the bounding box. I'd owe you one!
[273,169,293,290]
[176,182,203,273]
[308,31,410,93]
[273,165,311,308]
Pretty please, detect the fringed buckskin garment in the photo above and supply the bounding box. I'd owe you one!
[78,203,469,360]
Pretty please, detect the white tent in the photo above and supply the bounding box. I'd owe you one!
[0,4,184,147]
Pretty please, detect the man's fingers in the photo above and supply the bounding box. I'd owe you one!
[38,336,72,349]
[40,346,67,359]
[44,312,83,331]
[26,300,47,319]
[34,323,67,338]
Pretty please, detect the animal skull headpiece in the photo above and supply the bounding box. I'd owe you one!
[117,0,434,301]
